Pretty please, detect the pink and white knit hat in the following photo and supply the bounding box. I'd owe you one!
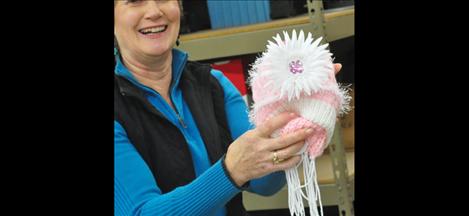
[249,30,351,216]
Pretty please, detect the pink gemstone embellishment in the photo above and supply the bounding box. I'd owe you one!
[289,60,304,74]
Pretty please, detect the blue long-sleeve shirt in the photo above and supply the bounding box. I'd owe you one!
[114,49,286,216]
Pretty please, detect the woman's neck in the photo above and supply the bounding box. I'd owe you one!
[120,50,175,108]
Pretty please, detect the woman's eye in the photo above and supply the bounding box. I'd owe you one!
[125,0,143,5]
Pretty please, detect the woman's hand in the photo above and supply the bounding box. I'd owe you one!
[224,113,314,187]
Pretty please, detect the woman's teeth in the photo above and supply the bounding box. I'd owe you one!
[140,26,167,35]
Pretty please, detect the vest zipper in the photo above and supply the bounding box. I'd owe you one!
[170,95,187,129]
[177,113,187,128]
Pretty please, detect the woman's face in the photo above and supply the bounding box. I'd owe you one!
[114,0,180,57]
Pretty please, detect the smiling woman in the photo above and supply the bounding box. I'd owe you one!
[114,1,342,216]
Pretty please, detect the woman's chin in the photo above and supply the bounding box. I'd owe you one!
[143,45,172,57]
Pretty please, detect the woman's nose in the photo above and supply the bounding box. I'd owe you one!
[144,1,163,20]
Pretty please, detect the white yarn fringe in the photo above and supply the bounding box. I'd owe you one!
[286,152,323,216]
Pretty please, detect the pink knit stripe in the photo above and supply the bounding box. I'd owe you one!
[279,117,328,158]
[280,117,314,135]
[308,90,340,109]
[251,76,280,102]
[306,127,327,158]
[254,104,278,124]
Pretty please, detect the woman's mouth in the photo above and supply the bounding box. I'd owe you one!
[138,25,168,38]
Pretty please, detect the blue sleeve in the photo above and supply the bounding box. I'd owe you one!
[115,121,241,216]
[210,70,286,196]
[209,69,252,139]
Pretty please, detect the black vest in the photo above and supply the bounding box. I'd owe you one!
[114,61,248,216]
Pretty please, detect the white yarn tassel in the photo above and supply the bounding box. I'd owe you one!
[304,155,323,216]
[286,148,323,216]
[286,167,305,216]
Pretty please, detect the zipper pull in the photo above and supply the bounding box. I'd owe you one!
[177,114,187,128]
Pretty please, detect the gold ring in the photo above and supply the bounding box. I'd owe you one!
[273,151,280,164]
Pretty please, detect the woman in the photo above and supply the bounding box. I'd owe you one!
[114,1,342,215]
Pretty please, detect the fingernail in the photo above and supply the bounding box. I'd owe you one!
[289,112,296,117]
[306,128,313,134]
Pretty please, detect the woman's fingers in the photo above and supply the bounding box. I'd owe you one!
[334,63,342,75]
[256,112,297,137]
[271,155,302,172]
[275,141,305,160]
[268,128,313,151]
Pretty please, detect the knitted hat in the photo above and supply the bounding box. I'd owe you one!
[249,30,351,216]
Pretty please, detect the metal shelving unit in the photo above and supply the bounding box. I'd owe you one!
[179,5,354,61]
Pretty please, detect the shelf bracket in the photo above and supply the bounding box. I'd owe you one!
[306,0,327,43]
[329,120,355,216]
